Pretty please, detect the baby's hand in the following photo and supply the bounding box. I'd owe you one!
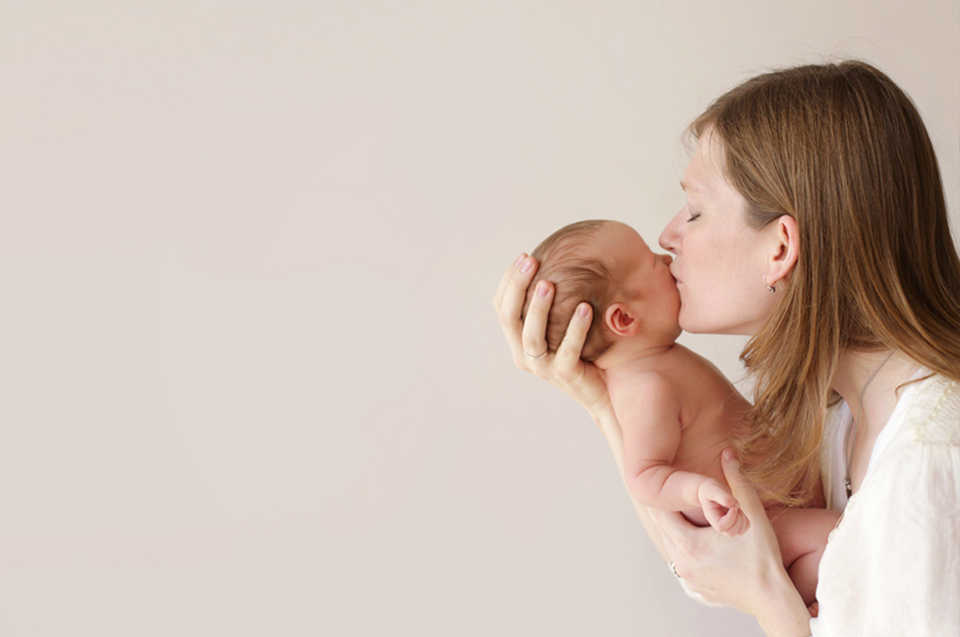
[698,478,748,537]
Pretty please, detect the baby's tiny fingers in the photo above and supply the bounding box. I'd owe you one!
[721,493,740,510]
[723,508,750,537]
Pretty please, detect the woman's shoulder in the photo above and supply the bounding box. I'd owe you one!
[851,374,959,516]
[900,373,960,446]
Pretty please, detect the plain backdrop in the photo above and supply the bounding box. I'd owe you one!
[0,1,957,636]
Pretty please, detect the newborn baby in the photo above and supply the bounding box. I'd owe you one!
[522,219,838,607]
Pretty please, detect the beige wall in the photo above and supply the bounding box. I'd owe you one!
[1,1,957,635]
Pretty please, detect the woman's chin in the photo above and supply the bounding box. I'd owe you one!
[677,311,707,334]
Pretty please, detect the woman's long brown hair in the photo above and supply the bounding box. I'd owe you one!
[691,61,960,506]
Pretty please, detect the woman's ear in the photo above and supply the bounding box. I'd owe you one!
[765,214,800,288]
[605,303,641,336]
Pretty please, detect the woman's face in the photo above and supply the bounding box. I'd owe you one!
[658,131,780,335]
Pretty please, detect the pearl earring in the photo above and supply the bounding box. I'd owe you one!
[763,275,776,293]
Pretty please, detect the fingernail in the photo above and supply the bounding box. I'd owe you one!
[537,281,549,297]
[578,303,590,318]
[520,257,533,273]
[723,448,737,462]
[514,253,526,266]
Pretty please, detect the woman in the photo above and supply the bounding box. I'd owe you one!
[493,60,960,636]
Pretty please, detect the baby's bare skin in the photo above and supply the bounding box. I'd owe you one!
[527,221,837,608]
[604,343,749,530]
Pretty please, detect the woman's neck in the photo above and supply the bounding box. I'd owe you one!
[833,349,920,438]
[833,349,921,492]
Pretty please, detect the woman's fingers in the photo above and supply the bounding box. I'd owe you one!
[649,510,711,587]
[720,448,765,519]
[492,254,609,411]
[494,254,540,365]
[649,508,695,557]
[652,452,793,614]
[553,303,613,411]
[492,253,527,310]
[554,302,591,374]
[521,279,553,360]
[499,256,538,328]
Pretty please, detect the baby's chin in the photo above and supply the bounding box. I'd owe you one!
[668,320,684,340]
[664,309,683,338]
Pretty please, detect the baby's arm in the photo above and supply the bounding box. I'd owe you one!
[618,376,744,537]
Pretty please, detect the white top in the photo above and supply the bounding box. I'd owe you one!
[811,373,960,636]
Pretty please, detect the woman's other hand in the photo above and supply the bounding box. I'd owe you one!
[492,254,611,416]
[655,448,810,636]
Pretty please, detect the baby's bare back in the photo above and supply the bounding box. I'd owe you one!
[608,344,749,486]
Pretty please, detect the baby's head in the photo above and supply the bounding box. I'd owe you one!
[522,220,681,363]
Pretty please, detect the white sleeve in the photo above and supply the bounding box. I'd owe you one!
[811,401,960,636]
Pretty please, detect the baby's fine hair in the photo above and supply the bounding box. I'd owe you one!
[521,220,624,361]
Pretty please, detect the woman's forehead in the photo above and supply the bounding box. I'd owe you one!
[683,133,734,197]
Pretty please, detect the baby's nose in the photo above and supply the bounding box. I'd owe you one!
[660,254,673,266]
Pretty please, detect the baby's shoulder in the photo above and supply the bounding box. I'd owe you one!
[666,343,725,372]
[608,370,685,427]
[608,368,682,405]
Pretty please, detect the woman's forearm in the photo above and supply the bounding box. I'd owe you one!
[753,564,811,637]
[590,401,625,473]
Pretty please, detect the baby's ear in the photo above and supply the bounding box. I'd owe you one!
[605,303,641,336]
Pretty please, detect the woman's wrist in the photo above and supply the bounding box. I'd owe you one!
[585,392,614,427]
[590,399,622,449]
[753,569,811,637]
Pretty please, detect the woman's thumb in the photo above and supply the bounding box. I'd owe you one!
[721,447,765,516]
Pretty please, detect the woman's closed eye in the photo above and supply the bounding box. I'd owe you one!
[687,212,701,222]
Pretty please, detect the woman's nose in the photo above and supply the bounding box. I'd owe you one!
[659,211,683,254]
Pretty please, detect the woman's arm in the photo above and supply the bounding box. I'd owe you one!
[653,449,811,637]
[494,255,805,631]
[493,254,668,559]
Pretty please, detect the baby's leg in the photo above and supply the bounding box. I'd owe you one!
[768,507,840,608]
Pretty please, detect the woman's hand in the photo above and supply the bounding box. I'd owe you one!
[655,448,811,637]
[492,254,611,416]
[697,478,746,538]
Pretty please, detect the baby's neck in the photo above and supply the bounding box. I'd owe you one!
[594,335,677,371]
